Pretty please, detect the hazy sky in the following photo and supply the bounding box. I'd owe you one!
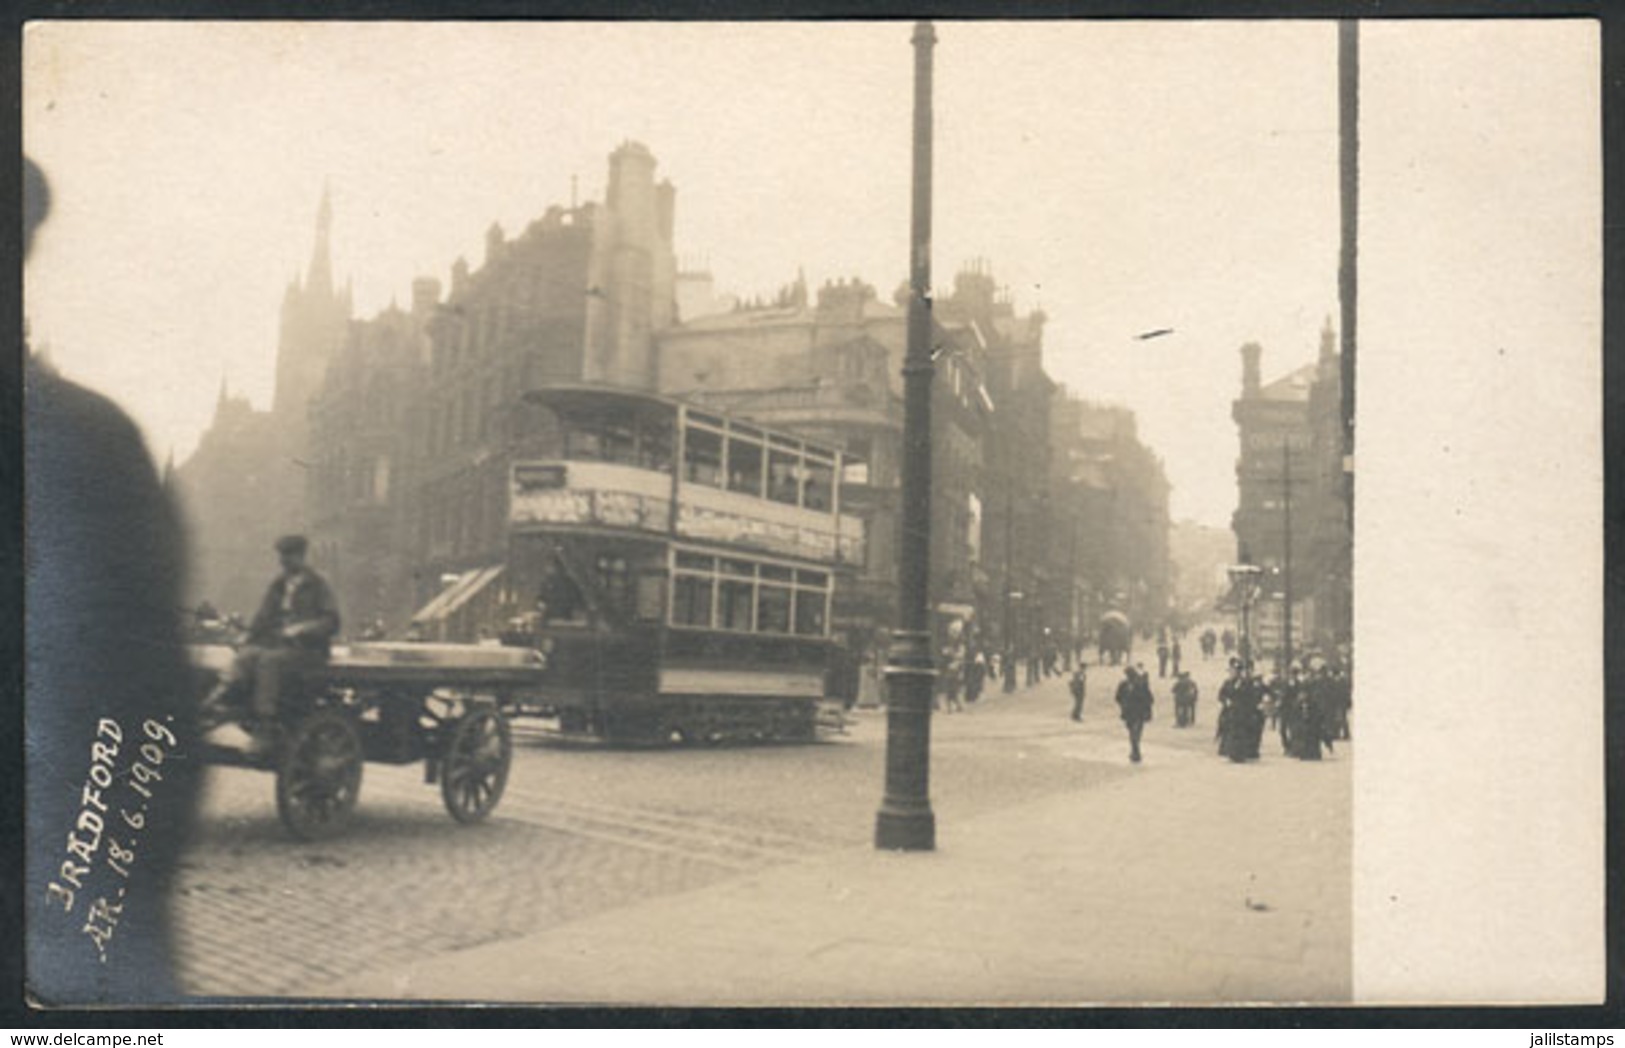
[25,21,1348,527]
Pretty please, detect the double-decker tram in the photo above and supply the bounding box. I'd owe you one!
[500,386,865,743]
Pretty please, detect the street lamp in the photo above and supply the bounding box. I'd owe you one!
[874,20,937,852]
[1227,564,1263,672]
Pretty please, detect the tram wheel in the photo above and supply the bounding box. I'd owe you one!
[441,708,512,824]
[275,710,364,841]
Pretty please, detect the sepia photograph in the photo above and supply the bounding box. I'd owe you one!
[19,18,1602,1010]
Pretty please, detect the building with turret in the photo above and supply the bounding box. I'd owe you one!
[303,142,679,630]
[1230,319,1351,654]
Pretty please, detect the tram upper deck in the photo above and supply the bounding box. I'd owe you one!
[509,386,865,568]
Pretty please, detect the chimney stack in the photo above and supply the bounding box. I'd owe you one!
[1241,342,1262,398]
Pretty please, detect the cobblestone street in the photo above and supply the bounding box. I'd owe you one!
[172,646,1309,1000]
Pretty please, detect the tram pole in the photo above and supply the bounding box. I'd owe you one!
[875,19,937,852]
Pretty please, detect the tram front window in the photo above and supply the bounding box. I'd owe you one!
[602,421,636,464]
[639,422,674,473]
[537,560,588,625]
[565,425,604,461]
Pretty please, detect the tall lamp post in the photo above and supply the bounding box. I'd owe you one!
[875,20,937,852]
[1228,563,1263,672]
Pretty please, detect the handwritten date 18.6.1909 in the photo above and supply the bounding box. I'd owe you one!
[46,716,181,963]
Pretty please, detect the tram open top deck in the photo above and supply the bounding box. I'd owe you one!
[509,384,866,569]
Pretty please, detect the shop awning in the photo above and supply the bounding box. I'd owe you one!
[413,565,505,624]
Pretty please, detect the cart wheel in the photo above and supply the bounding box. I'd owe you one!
[275,710,364,841]
[441,708,511,824]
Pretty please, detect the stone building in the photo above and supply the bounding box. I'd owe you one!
[937,261,1052,654]
[172,189,351,615]
[1230,319,1351,654]
[657,272,996,643]
[1049,393,1172,641]
[305,296,433,630]
[303,141,679,632]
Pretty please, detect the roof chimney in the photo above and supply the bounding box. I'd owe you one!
[1241,342,1262,398]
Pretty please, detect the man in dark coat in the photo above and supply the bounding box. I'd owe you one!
[1115,665,1153,763]
[1172,670,1198,727]
[23,156,199,1003]
[1068,665,1087,721]
[202,535,340,740]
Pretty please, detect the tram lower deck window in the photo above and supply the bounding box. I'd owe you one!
[756,584,791,634]
[718,578,754,630]
[672,574,713,627]
[794,589,827,635]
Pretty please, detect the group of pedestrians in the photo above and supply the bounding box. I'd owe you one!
[914,617,1352,772]
[1216,656,1352,763]
[932,628,1087,713]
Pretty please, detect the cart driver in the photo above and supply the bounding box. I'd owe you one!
[200,535,341,737]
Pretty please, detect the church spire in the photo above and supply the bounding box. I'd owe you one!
[307,181,334,297]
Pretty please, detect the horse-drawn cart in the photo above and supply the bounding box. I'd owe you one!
[191,642,546,840]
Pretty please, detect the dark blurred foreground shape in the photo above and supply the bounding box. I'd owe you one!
[23,156,200,1004]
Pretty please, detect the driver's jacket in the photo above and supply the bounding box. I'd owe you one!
[247,568,341,655]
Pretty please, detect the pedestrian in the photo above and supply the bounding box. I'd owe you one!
[1172,670,1198,727]
[1222,628,1236,656]
[24,155,200,1003]
[1201,628,1216,660]
[1156,639,1170,678]
[1171,637,1182,675]
[966,649,987,704]
[1217,658,1263,762]
[1244,667,1268,760]
[937,639,964,713]
[1115,666,1153,763]
[1331,665,1352,740]
[1069,665,1087,721]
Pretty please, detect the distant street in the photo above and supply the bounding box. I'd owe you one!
[171,634,1340,1000]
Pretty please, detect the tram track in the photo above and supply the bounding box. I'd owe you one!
[360,771,839,872]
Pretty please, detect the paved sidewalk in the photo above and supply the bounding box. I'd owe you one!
[331,711,1351,1006]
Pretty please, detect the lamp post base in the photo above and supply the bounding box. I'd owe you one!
[875,806,936,851]
[874,636,936,852]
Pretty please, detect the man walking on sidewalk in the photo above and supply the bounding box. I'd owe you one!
[1069,665,1087,721]
[1116,665,1153,763]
